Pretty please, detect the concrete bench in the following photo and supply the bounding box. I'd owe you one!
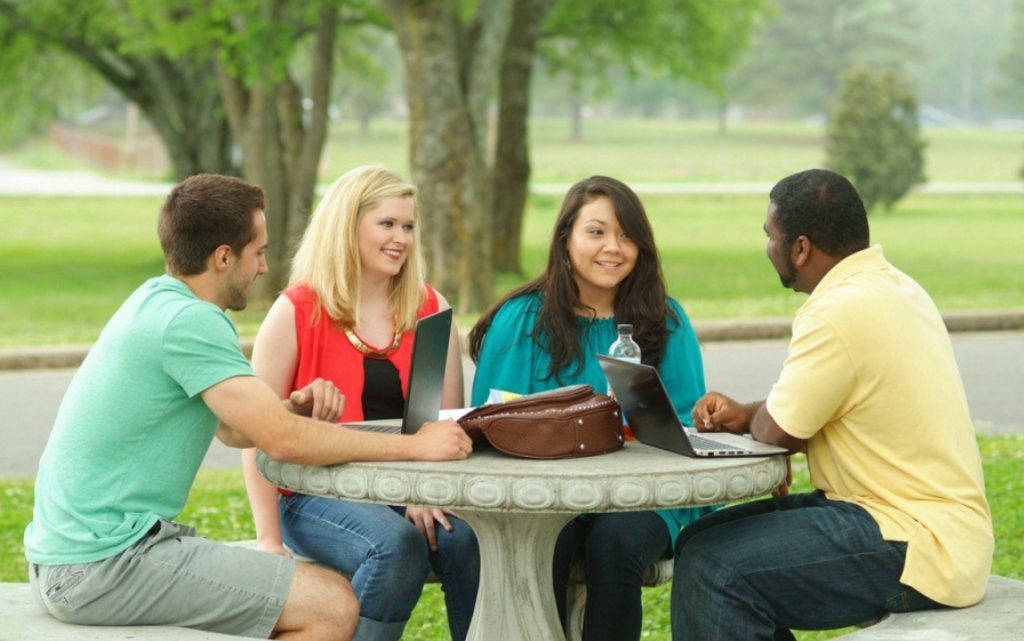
[5,573,1021,640]
[837,575,1024,640]
[1,541,672,641]
[0,581,242,640]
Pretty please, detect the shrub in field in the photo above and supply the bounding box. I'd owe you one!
[826,66,926,213]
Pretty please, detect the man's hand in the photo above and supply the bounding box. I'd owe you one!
[772,456,793,498]
[288,378,345,422]
[405,507,455,552]
[407,420,473,461]
[692,392,753,435]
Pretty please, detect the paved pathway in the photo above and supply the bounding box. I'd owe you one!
[2,332,1021,478]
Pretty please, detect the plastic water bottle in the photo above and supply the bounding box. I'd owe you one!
[609,323,642,365]
[608,324,641,440]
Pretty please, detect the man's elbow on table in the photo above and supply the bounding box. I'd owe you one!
[750,406,806,455]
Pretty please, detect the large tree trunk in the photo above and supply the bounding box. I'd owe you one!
[134,57,236,178]
[382,0,514,313]
[491,0,557,276]
[216,4,337,299]
[569,89,584,141]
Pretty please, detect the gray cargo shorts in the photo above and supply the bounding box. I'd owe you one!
[29,520,296,638]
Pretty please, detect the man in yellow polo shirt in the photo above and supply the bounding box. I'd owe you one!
[671,169,993,641]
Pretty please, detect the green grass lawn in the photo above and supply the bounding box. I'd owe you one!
[323,118,1024,185]
[1,192,1022,347]
[3,434,1021,640]
[6,118,1024,185]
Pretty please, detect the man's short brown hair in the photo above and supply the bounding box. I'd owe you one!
[158,174,266,276]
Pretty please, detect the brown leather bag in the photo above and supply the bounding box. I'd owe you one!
[457,384,624,459]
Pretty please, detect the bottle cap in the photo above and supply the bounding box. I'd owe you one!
[617,324,633,334]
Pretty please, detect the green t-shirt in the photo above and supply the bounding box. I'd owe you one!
[25,275,255,565]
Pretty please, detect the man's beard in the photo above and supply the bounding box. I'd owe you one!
[777,256,797,290]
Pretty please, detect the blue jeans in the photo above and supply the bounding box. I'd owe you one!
[553,512,670,641]
[671,491,944,641]
[279,494,480,641]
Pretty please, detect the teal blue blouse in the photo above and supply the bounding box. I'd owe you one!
[471,291,714,548]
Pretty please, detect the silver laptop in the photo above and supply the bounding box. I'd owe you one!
[598,355,787,457]
[342,308,452,435]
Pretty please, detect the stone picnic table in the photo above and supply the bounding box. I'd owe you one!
[257,441,787,641]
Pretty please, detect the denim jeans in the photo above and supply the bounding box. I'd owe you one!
[279,494,480,641]
[671,491,944,641]
[553,512,671,641]
[393,506,480,641]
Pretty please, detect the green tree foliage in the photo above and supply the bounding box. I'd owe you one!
[826,67,926,213]
[996,0,1024,179]
[541,0,764,137]
[730,0,919,117]
[911,0,1011,121]
[996,0,1024,111]
[0,0,237,177]
[0,26,105,148]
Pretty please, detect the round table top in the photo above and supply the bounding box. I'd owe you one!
[258,442,787,514]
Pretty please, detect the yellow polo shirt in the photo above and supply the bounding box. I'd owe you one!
[766,245,993,607]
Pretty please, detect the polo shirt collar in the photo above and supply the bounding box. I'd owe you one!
[806,244,886,303]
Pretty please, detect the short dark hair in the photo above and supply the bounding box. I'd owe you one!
[158,174,265,276]
[769,169,869,257]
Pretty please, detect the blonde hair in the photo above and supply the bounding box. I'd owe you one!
[288,165,425,333]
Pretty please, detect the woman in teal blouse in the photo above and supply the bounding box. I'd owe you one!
[468,176,712,641]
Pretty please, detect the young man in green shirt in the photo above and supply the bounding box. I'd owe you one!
[25,174,473,640]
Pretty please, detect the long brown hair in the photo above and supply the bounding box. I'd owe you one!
[469,176,676,382]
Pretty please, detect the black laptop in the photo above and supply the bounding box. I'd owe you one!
[598,355,787,457]
[342,308,452,435]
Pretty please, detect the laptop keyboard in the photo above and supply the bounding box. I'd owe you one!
[688,433,747,451]
[344,421,402,434]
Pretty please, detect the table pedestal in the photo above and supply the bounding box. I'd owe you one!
[461,510,576,641]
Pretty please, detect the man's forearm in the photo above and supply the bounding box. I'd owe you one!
[258,413,415,465]
[749,402,806,453]
[742,401,766,433]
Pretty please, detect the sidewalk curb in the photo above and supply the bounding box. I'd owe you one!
[2,310,1022,372]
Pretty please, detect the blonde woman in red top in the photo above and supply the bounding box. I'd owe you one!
[243,166,480,641]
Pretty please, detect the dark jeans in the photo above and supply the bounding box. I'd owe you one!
[553,512,670,641]
[671,491,944,641]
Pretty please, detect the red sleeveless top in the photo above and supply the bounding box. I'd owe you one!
[284,283,440,422]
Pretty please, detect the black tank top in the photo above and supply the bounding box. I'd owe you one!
[361,357,404,420]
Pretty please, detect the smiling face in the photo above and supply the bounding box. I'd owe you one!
[223,210,268,311]
[357,196,416,281]
[566,196,638,303]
